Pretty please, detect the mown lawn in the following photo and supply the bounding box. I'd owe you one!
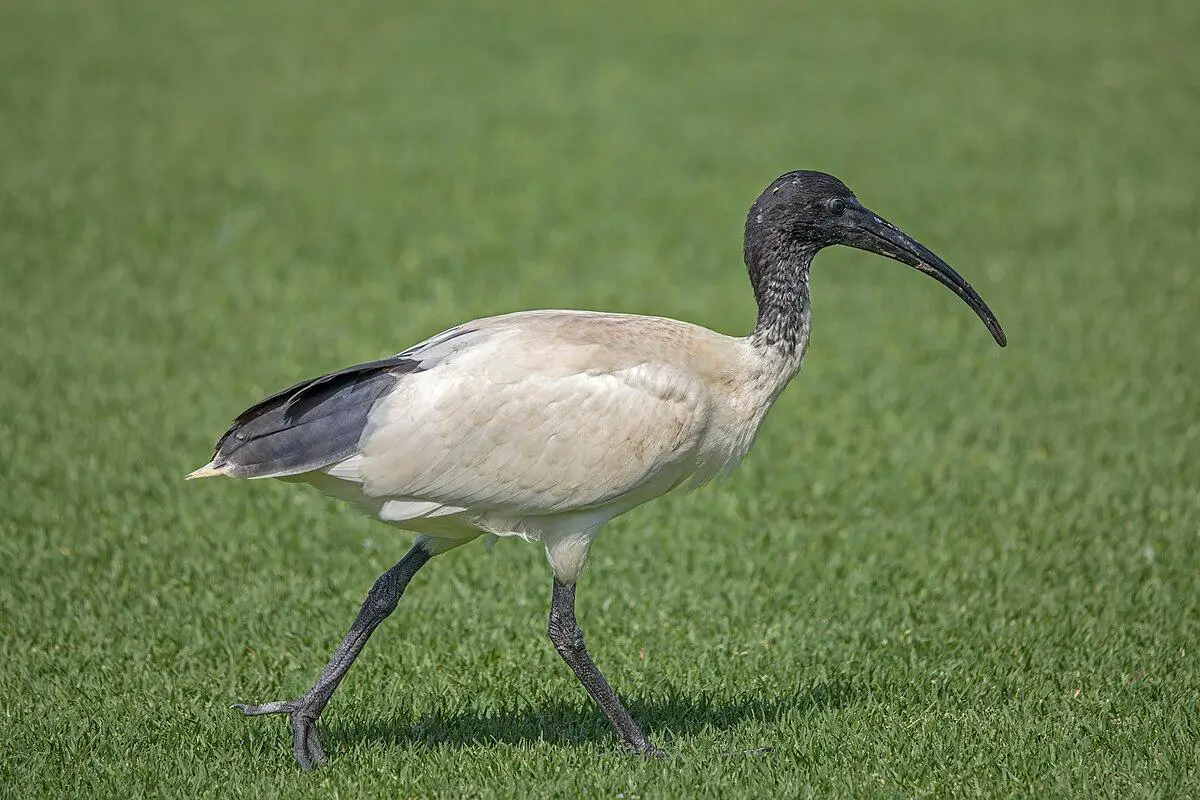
[1,0,1197,797]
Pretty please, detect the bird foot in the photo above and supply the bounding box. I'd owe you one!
[232,698,327,770]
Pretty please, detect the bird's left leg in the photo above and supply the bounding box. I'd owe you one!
[233,539,433,770]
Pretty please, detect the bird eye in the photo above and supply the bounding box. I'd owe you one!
[827,198,846,216]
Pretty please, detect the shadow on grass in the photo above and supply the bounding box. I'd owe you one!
[322,681,857,754]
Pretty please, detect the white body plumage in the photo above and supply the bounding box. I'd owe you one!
[258,310,810,583]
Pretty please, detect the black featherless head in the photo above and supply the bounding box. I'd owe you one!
[744,170,1006,347]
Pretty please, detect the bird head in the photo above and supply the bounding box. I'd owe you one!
[745,170,1006,347]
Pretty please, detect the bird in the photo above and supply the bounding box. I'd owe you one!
[188,170,1006,770]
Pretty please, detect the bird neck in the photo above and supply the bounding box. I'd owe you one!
[748,243,814,359]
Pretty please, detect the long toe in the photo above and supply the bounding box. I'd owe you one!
[304,723,328,766]
[289,714,327,771]
[619,739,670,760]
[233,700,295,716]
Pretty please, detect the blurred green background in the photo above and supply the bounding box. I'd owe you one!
[1,0,1197,797]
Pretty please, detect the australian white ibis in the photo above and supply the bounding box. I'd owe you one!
[188,170,1006,769]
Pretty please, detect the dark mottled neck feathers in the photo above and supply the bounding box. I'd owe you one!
[745,230,815,355]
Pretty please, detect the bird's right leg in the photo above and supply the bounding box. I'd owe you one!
[546,578,664,758]
[233,540,433,770]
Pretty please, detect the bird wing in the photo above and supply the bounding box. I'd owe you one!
[197,323,489,479]
[350,314,717,516]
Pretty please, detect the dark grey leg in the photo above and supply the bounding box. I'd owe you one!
[234,541,433,770]
[546,579,663,758]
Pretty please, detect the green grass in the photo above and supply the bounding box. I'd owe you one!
[2,0,1198,796]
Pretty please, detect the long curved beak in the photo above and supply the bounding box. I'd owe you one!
[848,208,1007,347]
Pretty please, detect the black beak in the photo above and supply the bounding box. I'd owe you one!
[848,207,1007,347]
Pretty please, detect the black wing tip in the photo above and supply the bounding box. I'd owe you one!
[206,356,424,478]
[217,355,422,443]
